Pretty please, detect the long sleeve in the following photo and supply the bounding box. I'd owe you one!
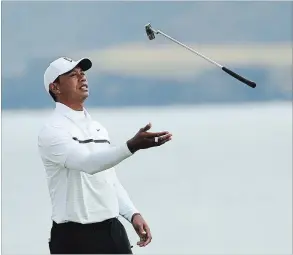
[38,126,133,175]
[113,172,139,222]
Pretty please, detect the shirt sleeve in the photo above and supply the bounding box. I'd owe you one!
[113,172,139,222]
[38,126,133,175]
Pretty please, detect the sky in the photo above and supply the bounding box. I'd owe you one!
[2,1,291,78]
[1,1,292,108]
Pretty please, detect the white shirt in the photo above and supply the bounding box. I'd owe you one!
[38,102,139,224]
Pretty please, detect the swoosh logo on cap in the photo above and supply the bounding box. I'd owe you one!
[63,57,73,62]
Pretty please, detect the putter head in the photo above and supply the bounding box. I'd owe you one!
[145,23,155,40]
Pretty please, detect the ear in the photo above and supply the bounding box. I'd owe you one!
[49,82,60,95]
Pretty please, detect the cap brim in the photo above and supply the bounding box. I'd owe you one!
[76,58,92,71]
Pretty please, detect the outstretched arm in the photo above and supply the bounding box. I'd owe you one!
[38,126,133,175]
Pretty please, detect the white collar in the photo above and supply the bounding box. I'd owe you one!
[55,102,91,121]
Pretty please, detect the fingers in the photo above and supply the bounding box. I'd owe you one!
[136,228,146,247]
[142,227,152,246]
[159,133,172,143]
[144,131,170,138]
[152,133,172,146]
[140,123,152,132]
[139,123,170,137]
[137,225,152,247]
[141,133,172,149]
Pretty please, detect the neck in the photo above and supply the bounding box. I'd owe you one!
[58,100,84,111]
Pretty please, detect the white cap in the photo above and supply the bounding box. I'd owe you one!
[44,57,92,93]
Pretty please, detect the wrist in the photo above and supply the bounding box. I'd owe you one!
[131,213,141,223]
[127,139,138,154]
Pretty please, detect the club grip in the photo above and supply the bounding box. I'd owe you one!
[222,66,256,88]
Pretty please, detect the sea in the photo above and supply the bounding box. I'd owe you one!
[2,102,292,254]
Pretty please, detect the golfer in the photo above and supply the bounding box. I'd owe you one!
[38,56,172,254]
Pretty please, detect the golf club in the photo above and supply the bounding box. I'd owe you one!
[145,23,256,88]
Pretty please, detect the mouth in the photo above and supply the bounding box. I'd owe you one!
[80,84,88,92]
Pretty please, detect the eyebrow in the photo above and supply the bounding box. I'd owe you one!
[65,68,84,75]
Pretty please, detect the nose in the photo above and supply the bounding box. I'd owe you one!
[78,72,86,82]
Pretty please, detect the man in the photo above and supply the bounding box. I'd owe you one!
[38,56,172,254]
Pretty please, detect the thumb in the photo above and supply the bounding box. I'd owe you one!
[140,122,152,132]
[138,224,146,236]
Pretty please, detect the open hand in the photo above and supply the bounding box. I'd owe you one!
[127,123,172,153]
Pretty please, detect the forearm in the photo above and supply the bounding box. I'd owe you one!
[65,143,133,175]
[114,176,139,222]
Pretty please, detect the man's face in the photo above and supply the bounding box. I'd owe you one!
[56,66,89,102]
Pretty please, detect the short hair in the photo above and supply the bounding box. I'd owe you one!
[49,77,59,102]
[48,69,74,102]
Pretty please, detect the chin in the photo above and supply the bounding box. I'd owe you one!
[82,91,89,97]
[79,92,89,101]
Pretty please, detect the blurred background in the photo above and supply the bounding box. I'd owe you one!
[1,1,292,255]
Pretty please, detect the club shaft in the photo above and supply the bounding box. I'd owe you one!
[157,30,223,68]
[148,25,256,88]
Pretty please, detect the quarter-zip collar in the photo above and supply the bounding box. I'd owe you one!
[55,102,91,121]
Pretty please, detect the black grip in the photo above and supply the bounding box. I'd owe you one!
[222,66,256,88]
